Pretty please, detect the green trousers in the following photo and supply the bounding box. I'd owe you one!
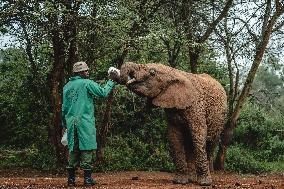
[67,127,94,170]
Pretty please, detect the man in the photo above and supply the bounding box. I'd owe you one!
[62,61,119,186]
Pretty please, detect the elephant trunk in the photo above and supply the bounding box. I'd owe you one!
[119,62,138,85]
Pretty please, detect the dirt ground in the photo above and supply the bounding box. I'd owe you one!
[0,169,283,189]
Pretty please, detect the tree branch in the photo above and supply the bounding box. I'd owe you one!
[198,0,233,43]
[262,0,271,38]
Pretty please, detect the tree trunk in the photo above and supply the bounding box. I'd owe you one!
[48,14,67,164]
[47,1,80,166]
[95,91,114,165]
[65,26,77,78]
[214,116,237,170]
[160,37,181,68]
[189,47,200,73]
[63,1,79,78]
[50,38,67,165]
[214,7,280,169]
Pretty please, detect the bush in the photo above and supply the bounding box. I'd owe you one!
[0,145,57,171]
[225,145,273,174]
[234,102,284,161]
[93,86,175,172]
[226,102,284,173]
[98,132,174,172]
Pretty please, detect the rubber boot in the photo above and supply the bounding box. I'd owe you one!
[84,170,96,186]
[67,168,76,186]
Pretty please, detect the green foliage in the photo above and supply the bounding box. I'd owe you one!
[198,49,229,87]
[0,48,29,144]
[0,145,57,171]
[225,145,274,174]
[235,102,284,158]
[251,65,284,113]
[0,48,50,147]
[94,86,174,172]
[100,134,174,172]
[225,102,284,173]
[0,47,56,170]
[254,64,283,92]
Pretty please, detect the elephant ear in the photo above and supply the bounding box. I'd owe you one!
[152,78,198,109]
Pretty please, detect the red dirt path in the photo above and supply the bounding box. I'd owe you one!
[0,169,283,189]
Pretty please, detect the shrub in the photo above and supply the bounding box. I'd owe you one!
[0,145,57,171]
[225,145,273,174]
[226,102,284,173]
[99,133,174,172]
[234,102,284,161]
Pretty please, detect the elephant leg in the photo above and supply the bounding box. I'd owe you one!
[184,143,196,183]
[206,108,226,172]
[166,117,189,184]
[191,126,212,186]
[184,110,212,186]
[206,140,218,172]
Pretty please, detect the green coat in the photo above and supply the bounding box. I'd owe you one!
[62,76,115,152]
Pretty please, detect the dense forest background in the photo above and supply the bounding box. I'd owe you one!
[0,0,284,174]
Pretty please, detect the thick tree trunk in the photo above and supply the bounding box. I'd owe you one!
[63,1,79,78]
[65,27,77,77]
[50,35,67,165]
[47,1,80,166]
[47,9,67,164]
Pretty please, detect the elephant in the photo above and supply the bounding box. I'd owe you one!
[119,62,227,186]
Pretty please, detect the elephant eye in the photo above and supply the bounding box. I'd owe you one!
[149,69,156,76]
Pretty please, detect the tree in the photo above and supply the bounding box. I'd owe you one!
[214,0,284,170]
[157,0,233,72]
[0,0,82,164]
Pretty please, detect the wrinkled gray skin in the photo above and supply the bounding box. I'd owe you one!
[119,62,228,186]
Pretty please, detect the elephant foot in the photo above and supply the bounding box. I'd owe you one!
[172,174,188,185]
[187,173,197,183]
[198,175,212,186]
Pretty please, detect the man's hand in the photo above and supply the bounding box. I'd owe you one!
[108,71,120,82]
